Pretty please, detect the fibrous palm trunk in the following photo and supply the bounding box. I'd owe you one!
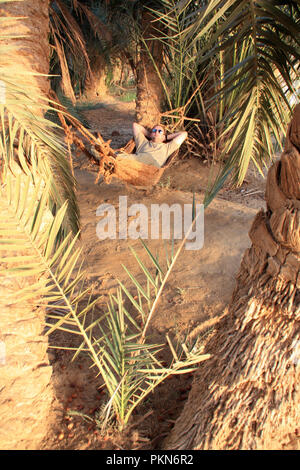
[165,105,300,450]
[84,54,107,98]
[0,0,50,100]
[135,9,164,128]
[0,0,54,450]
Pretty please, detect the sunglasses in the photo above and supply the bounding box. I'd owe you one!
[151,128,164,134]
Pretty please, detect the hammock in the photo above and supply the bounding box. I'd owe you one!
[51,93,178,188]
[113,156,165,187]
[96,142,178,187]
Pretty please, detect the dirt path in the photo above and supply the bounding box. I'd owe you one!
[43,95,268,450]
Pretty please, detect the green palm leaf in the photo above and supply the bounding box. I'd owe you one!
[150,0,299,198]
[189,0,299,190]
[0,86,79,236]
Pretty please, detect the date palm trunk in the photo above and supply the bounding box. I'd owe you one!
[84,54,107,98]
[165,105,300,450]
[0,0,54,450]
[135,9,164,128]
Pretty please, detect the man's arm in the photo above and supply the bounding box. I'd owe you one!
[166,130,188,146]
[132,122,149,139]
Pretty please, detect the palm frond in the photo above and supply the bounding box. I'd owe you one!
[0,12,80,235]
[185,0,299,189]
[0,170,106,372]
[148,0,299,199]
[50,0,93,100]
[40,195,208,430]
[76,1,113,43]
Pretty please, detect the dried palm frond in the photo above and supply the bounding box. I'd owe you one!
[76,1,113,43]
[50,0,93,101]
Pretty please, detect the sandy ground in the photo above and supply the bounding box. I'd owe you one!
[41,96,269,450]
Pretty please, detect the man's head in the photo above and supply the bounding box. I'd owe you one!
[150,125,166,143]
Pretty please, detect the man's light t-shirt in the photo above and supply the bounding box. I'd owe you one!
[119,132,180,167]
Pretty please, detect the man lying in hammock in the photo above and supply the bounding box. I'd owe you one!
[118,122,188,168]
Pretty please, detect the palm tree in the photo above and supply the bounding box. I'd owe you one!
[78,0,164,125]
[76,0,166,125]
[1,0,298,450]
[160,0,300,450]
[48,1,171,126]
[0,0,79,449]
[135,1,165,126]
[165,104,300,450]
[49,0,110,101]
[49,0,138,101]
[145,0,299,187]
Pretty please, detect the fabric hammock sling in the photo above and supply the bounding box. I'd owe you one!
[111,154,168,187]
[93,136,178,187]
[52,93,178,188]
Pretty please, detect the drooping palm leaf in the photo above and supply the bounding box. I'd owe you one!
[0,0,209,434]
[25,189,208,430]
[76,1,113,43]
[50,0,94,101]
[186,0,299,188]
[49,0,136,100]
[0,170,105,370]
[0,15,80,236]
[147,0,299,198]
